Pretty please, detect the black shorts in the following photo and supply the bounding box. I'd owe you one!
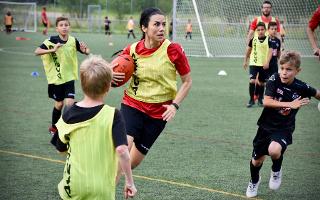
[48,80,75,102]
[120,103,167,155]
[252,127,292,160]
[249,66,268,82]
[42,22,48,27]
[266,64,278,78]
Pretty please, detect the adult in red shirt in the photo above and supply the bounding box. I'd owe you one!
[113,7,192,178]
[246,1,280,45]
[41,7,49,35]
[306,6,320,59]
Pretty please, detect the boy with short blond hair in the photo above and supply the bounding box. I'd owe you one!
[246,50,320,198]
[35,16,90,135]
[52,55,137,199]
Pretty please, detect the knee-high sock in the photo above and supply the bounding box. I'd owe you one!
[272,155,283,172]
[258,85,265,100]
[52,107,62,126]
[250,160,263,183]
[249,83,255,101]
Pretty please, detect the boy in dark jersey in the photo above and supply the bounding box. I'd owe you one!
[51,55,137,199]
[246,50,320,198]
[264,21,281,78]
[35,17,90,135]
[243,22,271,107]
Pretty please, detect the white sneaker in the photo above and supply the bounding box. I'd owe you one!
[246,177,261,198]
[269,169,282,190]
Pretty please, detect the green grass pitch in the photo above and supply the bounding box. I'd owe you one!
[0,31,319,200]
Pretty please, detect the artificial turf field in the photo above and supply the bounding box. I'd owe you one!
[0,31,319,200]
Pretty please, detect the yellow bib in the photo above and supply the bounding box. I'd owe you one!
[56,105,117,200]
[249,36,269,67]
[126,39,177,103]
[41,36,78,85]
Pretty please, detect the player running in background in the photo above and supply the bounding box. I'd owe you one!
[34,17,90,135]
[4,11,13,34]
[127,16,136,39]
[41,7,49,35]
[245,50,320,198]
[243,22,271,108]
[185,19,192,40]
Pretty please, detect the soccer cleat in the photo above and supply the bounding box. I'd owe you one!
[247,100,255,108]
[257,99,263,107]
[269,169,282,190]
[48,126,57,135]
[246,177,261,198]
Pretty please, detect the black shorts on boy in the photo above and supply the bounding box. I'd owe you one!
[121,103,166,155]
[48,80,75,102]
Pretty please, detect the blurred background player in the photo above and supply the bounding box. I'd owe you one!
[4,11,13,34]
[34,17,90,135]
[279,20,286,50]
[243,22,271,108]
[115,7,192,181]
[264,22,281,78]
[246,1,280,45]
[127,16,136,39]
[306,6,320,59]
[53,55,137,199]
[245,50,320,198]
[41,7,49,35]
[104,16,111,36]
[169,20,173,41]
[185,19,192,40]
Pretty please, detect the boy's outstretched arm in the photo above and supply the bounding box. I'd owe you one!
[264,95,310,109]
[34,43,62,56]
[79,41,90,55]
[116,145,137,199]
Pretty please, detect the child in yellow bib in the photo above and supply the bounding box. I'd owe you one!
[52,55,137,199]
[35,17,90,136]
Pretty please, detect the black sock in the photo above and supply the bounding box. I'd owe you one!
[258,85,265,100]
[250,160,263,183]
[249,83,255,101]
[272,155,283,172]
[52,107,62,126]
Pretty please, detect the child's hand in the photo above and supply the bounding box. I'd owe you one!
[79,42,89,54]
[243,62,248,70]
[124,183,137,199]
[53,43,62,51]
[290,96,310,109]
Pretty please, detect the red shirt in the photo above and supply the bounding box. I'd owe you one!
[250,16,280,32]
[308,6,320,31]
[41,11,48,23]
[121,39,191,119]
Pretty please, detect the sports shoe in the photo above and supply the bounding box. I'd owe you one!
[246,177,261,198]
[247,100,255,108]
[48,126,57,135]
[269,169,282,190]
[257,99,263,107]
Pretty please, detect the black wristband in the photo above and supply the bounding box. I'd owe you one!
[171,103,179,110]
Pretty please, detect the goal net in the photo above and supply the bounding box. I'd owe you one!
[87,5,102,33]
[0,1,36,32]
[173,0,319,57]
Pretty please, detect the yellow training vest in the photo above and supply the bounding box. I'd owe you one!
[127,39,177,103]
[249,36,269,67]
[255,16,276,36]
[56,105,117,200]
[41,36,78,85]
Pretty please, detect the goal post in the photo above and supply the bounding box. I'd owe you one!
[0,1,37,32]
[173,0,319,57]
[87,4,102,33]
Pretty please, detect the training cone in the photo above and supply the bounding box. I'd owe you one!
[218,70,227,76]
[31,71,39,77]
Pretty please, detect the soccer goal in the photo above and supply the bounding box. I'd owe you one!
[173,0,319,57]
[0,1,37,32]
[87,4,102,33]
